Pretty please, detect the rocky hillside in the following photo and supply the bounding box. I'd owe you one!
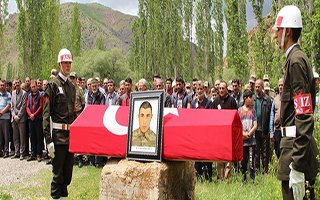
[2,2,136,67]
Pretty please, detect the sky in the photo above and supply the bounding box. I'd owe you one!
[8,0,139,16]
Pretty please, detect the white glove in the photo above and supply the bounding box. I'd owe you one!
[289,163,305,200]
[47,142,55,159]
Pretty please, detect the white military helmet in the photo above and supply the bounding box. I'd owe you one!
[57,48,73,63]
[274,5,302,29]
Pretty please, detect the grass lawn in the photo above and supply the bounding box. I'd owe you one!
[0,165,101,200]
[0,162,318,200]
[195,172,282,200]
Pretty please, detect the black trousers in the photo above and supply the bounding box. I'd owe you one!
[194,162,213,181]
[25,118,29,156]
[51,144,74,199]
[282,179,316,200]
[241,145,255,180]
[29,118,44,157]
[255,131,270,173]
[274,130,282,159]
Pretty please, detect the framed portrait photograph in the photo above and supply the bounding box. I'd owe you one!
[126,90,164,162]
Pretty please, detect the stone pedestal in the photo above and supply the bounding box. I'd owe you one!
[100,158,195,200]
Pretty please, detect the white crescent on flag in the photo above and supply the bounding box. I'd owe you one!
[103,106,179,136]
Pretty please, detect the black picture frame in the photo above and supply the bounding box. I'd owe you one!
[126,90,164,162]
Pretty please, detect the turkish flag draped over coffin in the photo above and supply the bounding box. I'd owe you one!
[69,105,243,162]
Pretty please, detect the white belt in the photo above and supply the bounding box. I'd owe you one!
[281,126,296,138]
[52,122,71,131]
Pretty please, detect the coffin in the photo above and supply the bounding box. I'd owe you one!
[69,105,243,162]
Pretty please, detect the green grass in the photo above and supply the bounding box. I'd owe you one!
[195,172,282,200]
[0,193,11,200]
[0,165,101,200]
[0,160,318,199]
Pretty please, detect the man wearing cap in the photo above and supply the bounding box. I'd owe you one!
[69,72,85,117]
[263,82,271,97]
[87,77,105,105]
[87,77,106,167]
[273,5,319,200]
[43,48,76,200]
[138,78,148,91]
[263,74,269,83]
[249,75,256,93]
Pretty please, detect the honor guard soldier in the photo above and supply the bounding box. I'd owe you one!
[43,48,76,200]
[273,5,319,200]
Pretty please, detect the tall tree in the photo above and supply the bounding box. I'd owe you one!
[225,0,248,83]
[195,0,214,80]
[249,0,267,78]
[182,0,194,81]
[70,3,81,56]
[312,0,320,71]
[16,0,29,77]
[41,0,61,78]
[28,0,46,78]
[96,33,105,51]
[0,0,9,76]
[212,0,224,80]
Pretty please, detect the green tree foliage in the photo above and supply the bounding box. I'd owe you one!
[5,62,13,80]
[16,0,29,77]
[250,0,270,79]
[28,0,46,78]
[96,33,105,50]
[181,0,194,81]
[41,0,61,78]
[71,3,81,56]
[0,0,8,76]
[195,0,214,80]
[225,0,248,83]
[212,0,224,80]
[16,0,60,79]
[313,0,320,71]
[72,48,131,84]
[130,0,186,82]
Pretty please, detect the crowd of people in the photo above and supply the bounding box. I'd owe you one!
[0,68,298,172]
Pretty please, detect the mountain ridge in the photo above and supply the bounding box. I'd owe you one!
[2,2,135,69]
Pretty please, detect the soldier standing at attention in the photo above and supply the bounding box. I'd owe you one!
[273,5,319,200]
[43,48,76,200]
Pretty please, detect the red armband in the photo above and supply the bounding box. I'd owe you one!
[293,92,313,115]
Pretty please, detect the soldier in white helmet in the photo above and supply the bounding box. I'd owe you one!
[43,48,76,200]
[273,5,318,200]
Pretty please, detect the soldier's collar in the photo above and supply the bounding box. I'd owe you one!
[285,43,298,58]
[58,72,68,83]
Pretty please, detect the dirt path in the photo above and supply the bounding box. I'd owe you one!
[0,157,51,199]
